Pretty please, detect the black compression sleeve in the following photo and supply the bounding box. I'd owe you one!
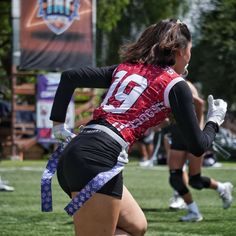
[50,65,117,122]
[169,81,218,156]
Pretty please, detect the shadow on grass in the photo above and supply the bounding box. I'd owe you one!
[142,207,178,213]
[142,207,236,225]
[64,220,73,225]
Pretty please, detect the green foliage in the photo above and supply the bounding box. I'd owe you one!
[97,0,130,32]
[96,0,189,65]
[0,1,11,99]
[0,2,11,77]
[189,0,236,107]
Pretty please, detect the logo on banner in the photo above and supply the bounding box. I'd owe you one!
[38,0,80,35]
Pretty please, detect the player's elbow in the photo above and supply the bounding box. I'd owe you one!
[61,69,75,79]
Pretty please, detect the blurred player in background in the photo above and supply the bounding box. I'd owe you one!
[167,74,233,222]
[138,128,155,167]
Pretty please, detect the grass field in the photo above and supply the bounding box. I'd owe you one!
[0,159,235,236]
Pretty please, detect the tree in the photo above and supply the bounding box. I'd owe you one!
[0,1,11,99]
[189,0,236,107]
[96,0,189,65]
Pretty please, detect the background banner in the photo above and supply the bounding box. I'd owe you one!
[20,0,93,70]
[36,73,75,143]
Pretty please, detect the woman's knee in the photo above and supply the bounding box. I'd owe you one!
[138,219,148,236]
[119,186,148,235]
[128,217,148,236]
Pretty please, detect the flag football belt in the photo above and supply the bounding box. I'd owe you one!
[41,124,129,216]
[41,141,67,212]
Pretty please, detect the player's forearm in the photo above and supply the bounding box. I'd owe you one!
[193,96,205,129]
[169,81,217,156]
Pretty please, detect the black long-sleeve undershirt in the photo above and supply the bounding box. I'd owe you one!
[50,66,218,157]
[169,81,218,156]
[50,65,117,122]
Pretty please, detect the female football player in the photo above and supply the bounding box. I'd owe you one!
[167,79,233,222]
[50,19,227,235]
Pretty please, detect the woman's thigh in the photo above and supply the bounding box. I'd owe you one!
[168,149,187,170]
[117,186,147,236]
[187,153,203,175]
[72,192,121,236]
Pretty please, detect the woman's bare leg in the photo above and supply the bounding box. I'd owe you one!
[116,186,147,236]
[72,192,121,236]
[168,150,193,204]
[187,153,202,176]
[139,143,148,161]
[168,150,187,170]
[72,186,147,236]
[187,153,219,189]
[187,153,233,209]
[115,228,132,236]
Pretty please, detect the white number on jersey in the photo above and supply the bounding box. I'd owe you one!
[101,70,148,113]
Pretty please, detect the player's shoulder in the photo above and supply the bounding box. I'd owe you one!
[115,63,181,82]
[162,67,181,79]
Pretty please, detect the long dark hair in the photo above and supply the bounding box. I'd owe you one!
[119,19,191,67]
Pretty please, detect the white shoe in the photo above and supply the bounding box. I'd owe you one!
[180,211,203,222]
[220,182,233,209]
[139,160,153,167]
[0,184,15,192]
[169,196,187,210]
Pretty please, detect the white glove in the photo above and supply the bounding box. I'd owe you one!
[206,95,227,126]
[52,123,76,142]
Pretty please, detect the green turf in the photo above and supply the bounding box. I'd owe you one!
[0,160,235,236]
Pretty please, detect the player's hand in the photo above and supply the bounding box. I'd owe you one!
[52,123,76,142]
[206,95,227,126]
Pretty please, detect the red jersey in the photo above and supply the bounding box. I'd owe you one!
[93,63,184,145]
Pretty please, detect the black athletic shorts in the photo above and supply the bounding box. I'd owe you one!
[57,127,123,199]
[169,124,188,151]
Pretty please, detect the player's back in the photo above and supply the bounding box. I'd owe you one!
[94,63,181,145]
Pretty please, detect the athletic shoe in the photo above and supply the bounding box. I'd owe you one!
[180,211,203,222]
[0,183,15,192]
[169,196,187,210]
[220,182,233,209]
[139,160,153,167]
